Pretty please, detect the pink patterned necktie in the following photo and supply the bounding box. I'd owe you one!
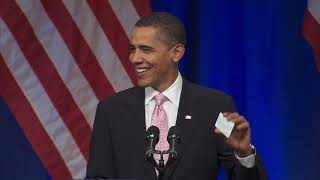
[152,93,169,164]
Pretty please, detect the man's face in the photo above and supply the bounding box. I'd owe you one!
[129,27,180,92]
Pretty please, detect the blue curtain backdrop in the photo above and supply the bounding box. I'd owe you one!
[152,0,320,180]
[1,0,319,180]
[0,97,51,179]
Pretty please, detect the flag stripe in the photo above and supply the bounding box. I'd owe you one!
[303,10,320,48]
[16,0,97,128]
[308,0,320,23]
[303,9,320,71]
[1,0,90,160]
[131,0,152,17]
[0,55,72,180]
[86,0,137,85]
[40,0,115,100]
[109,0,141,38]
[315,48,320,70]
[0,19,86,178]
[303,0,320,72]
[62,0,134,92]
[0,0,150,177]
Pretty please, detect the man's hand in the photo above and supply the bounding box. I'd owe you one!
[214,112,252,157]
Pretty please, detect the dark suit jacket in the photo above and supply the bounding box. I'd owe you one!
[86,79,267,180]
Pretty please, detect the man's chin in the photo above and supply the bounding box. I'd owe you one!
[136,80,150,88]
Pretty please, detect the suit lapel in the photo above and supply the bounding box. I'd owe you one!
[130,87,158,179]
[176,78,194,152]
[176,78,193,124]
[164,79,195,179]
[131,87,146,135]
[124,87,145,148]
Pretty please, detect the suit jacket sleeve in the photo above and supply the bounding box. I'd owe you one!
[85,101,114,179]
[217,95,268,180]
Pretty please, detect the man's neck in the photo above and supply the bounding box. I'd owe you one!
[152,71,179,93]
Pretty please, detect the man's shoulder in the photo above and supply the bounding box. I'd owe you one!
[98,86,142,107]
[184,81,236,111]
[185,80,232,100]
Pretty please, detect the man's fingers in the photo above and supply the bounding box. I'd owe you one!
[223,112,239,119]
[236,122,249,130]
[226,115,246,125]
[214,128,221,134]
[223,113,246,124]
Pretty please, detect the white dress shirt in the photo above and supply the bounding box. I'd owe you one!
[144,72,255,168]
[145,72,183,130]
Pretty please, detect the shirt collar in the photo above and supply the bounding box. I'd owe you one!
[145,72,183,106]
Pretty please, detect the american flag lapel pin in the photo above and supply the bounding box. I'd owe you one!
[185,115,192,120]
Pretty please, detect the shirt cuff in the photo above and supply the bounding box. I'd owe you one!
[234,144,256,168]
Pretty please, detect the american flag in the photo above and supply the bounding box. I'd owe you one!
[0,0,151,179]
[303,0,320,71]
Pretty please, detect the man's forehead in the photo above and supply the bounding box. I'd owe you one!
[130,26,168,47]
[130,27,157,43]
[131,27,157,39]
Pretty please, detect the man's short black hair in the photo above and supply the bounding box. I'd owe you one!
[134,12,186,47]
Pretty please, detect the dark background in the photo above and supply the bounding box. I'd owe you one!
[1,0,319,179]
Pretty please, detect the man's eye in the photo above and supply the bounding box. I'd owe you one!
[129,47,135,53]
[142,49,152,53]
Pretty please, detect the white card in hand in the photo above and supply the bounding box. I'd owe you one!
[215,112,235,138]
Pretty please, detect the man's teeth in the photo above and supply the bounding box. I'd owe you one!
[136,68,150,73]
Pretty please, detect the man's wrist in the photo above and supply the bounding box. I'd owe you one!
[235,144,256,158]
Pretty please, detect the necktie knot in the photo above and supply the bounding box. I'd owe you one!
[154,93,167,106]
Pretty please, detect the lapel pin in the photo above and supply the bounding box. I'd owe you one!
[185,115,192,120]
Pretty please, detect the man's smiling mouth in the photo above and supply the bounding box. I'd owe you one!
[136,67,151,73]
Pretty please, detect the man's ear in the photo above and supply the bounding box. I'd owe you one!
[171,44,185,63]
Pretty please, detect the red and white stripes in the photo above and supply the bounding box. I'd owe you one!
[303,0,320,71]
[0,0,151,179]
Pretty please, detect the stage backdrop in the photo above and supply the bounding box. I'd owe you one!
[152,0,320,180]
[1,0,320,180]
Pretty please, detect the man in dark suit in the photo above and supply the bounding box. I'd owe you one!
[86,12,267,180]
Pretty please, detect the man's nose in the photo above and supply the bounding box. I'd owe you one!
[129,51,143,64]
